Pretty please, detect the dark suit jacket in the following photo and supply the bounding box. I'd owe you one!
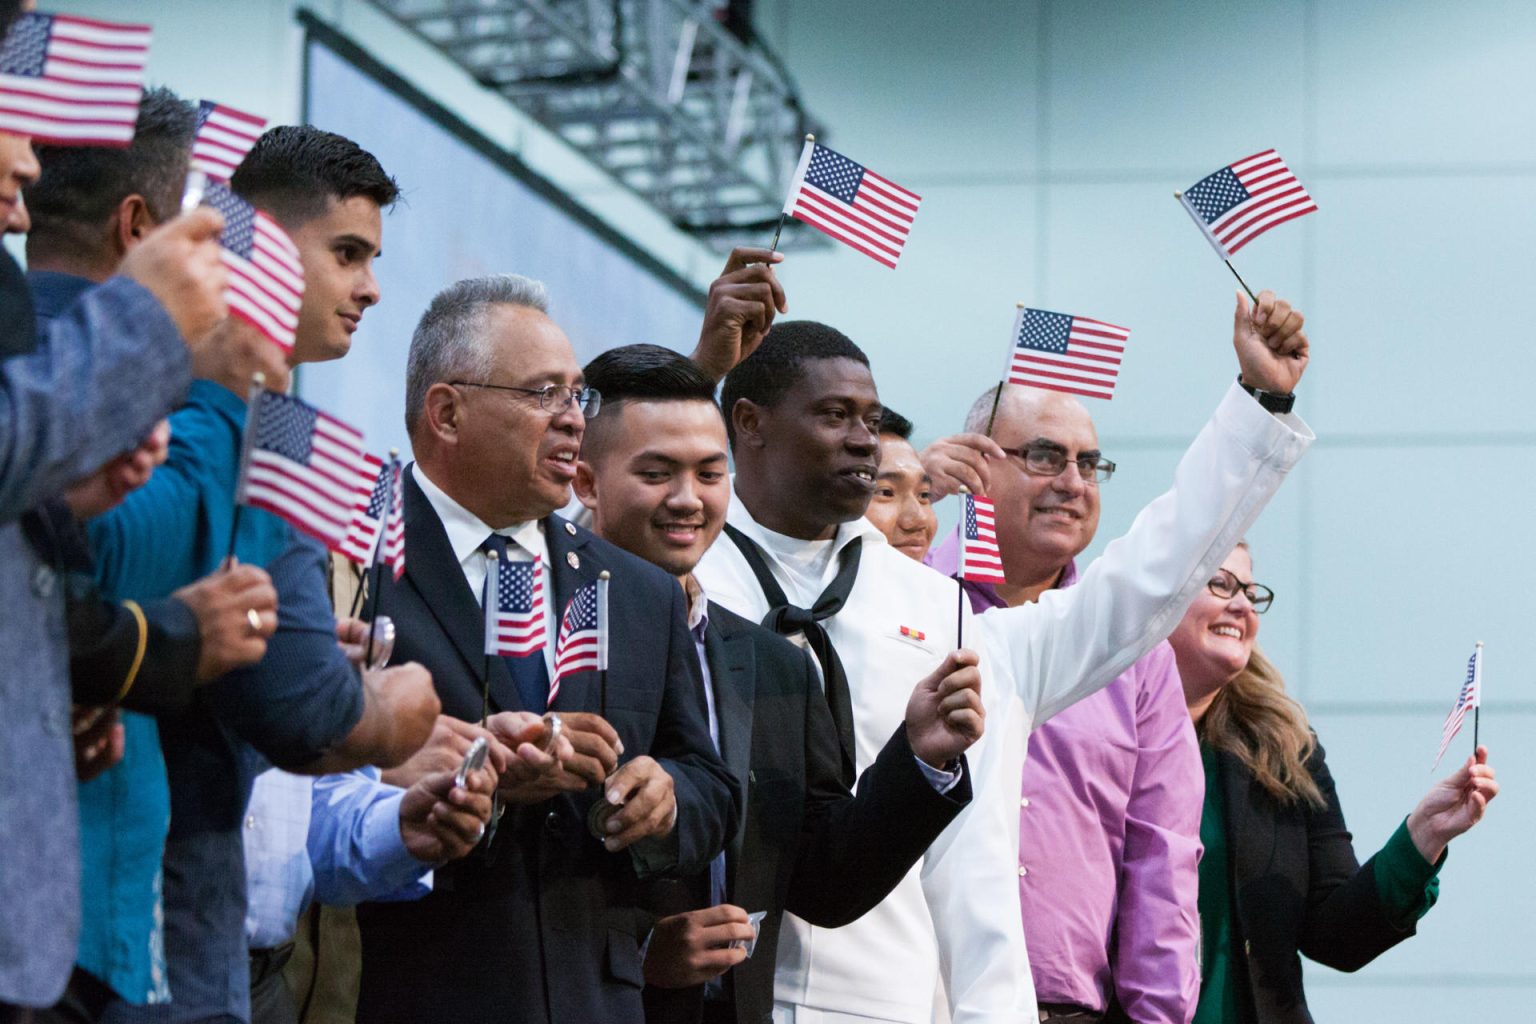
[1219,740,1418,1024]
[643,603,972,1024]
[356,473,738,1024]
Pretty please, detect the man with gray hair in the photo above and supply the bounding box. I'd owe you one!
[356,274,737,1024]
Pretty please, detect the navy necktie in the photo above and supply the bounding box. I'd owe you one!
[481,533,551,712]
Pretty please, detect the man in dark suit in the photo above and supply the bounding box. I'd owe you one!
[356,274,739,1024]
[574,344,987,1024]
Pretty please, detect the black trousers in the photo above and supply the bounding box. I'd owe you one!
[33,970,115,1024]
[248,945,298,1024]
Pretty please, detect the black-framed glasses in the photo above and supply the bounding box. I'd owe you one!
[1208,568,1275,613]
[450,381,602,417]
[1000,444,1116,484]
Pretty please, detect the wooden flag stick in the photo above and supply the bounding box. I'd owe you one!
[1224,260,1258,304]
[984,304,1026,438]
[226,372,266,565]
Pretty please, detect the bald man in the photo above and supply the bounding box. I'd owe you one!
[923,386,1202,1024]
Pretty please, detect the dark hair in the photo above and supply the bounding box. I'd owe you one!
[878,406,913,440]
[719,320,868,447]
[26,87,196,259]
[230,125,397,229]
[580,344,721,459]
[583,343,719,406]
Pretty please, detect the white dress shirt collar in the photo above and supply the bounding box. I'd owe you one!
[411,461,545,562]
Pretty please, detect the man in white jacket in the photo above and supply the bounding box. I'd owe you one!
[693,291,1312,1024]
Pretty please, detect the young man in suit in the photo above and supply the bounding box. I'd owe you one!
[356,274,739,1024]
[574,344,985,1024]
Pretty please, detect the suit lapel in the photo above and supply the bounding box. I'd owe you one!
[401,472,520,712]
[705,607,755,874]
[544,514,601,711]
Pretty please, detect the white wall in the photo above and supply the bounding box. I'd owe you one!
[43,0,1535,1016]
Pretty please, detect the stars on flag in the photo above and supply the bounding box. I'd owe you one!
[0,12,150,146]
[1006,306,1130,401]
[782,139,921,268]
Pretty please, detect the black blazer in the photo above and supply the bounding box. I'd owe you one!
[356,473,739,1024]
[1218,739,1419,1024]
[643,602,972,1024]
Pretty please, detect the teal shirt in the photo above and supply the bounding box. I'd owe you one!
[77,379,288,1003]
[1193,745,1442,1023]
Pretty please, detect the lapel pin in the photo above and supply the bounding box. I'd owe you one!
[564,521,577,536]
[567,551,581,570]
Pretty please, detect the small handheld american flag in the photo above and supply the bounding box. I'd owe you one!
[1178,150,1317,259]
[1007,306,1130,402]
[0,12,150,146]
[1432,643,1482,770]
[484,555,545,659]
[960,493,1005,585]
[550,581,606,706]
[782,138,921,269]
[201,182,304,352]
[235,389,376,554]
[341,451,405,580]
[192,100,265,181]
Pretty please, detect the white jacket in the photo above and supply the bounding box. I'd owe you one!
[694,382,1313,1024]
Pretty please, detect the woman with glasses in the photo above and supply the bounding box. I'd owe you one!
[1167,543,1499,1024]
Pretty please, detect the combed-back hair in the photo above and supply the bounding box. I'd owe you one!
[719,320,868,448]
[581,344,722,460]
[26,88,196,258]
[405,273,549,437]
[1195,544,1325,808]
[878,406,913,440]
[583,343,718,406]
[230,124,398,229]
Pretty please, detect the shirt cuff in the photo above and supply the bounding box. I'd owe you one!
[915,755,963,795]
[1373,817,1443,929]
[357,790,436,900]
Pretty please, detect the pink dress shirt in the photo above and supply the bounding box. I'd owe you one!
[927,532,1203,1023]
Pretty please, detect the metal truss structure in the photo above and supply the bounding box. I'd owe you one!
[366,0,828,250]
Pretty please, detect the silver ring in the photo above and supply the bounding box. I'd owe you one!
[475,821,487,841]
[246,608,262,634]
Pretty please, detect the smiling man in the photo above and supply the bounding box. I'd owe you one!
[925,385,1203,1024]
[863,406,938,563]
[356,276,737,1024]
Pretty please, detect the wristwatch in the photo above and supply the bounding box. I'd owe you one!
[1238,375,1295,415]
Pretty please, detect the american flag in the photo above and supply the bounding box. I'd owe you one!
[340,453,404,579]
[1179,150,1318,259]
[0,12,149,146]
[550,582,606,706]
[959,494,1005,585]
[201,182,304,352]
[782,140,921,268]
[1007,306,1130,401]
[192,100,265,181]
[237,390,376,553]
[483,556,545,659]
[1432,645,1482,770]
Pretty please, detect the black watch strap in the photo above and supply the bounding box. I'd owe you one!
[1238,375,1295,414]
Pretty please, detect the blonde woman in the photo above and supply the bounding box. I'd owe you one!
[1168,544,1498,1024]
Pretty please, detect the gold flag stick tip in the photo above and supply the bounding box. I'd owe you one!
[252,371,265,387]
[486,550,498,561]
[388,447,399,458]
[1174,191,1183,199]
[599,570,611,581]
[805,133,815,142]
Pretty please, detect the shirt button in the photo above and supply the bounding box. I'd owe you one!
[31,564,55,599]
[1020,797,1030,808]
[245,815,256,829]
[544,811,560,833]
[1017,865,1028,877]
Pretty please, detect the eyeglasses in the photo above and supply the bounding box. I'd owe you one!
[1000,445,1116,483]
[450,381,602,417]
[1207,568,1274,613]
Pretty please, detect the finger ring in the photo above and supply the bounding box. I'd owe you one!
[246,608,262,634]
[475,822,486,841]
